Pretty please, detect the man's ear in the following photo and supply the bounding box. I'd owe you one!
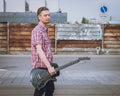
[38,15,41,21]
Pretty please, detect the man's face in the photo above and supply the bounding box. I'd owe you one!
[38,10,50,24]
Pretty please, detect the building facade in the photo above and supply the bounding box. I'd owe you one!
[0,12,67,23]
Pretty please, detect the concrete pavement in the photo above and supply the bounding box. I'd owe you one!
[0,55,120,96]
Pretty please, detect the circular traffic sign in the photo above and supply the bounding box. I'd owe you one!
[100,5,108,13]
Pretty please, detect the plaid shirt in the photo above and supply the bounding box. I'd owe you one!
[31,22,53,68]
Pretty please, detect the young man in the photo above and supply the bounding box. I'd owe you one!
[31,7,56,96]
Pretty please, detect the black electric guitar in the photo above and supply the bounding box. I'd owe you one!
[30,57,90,90]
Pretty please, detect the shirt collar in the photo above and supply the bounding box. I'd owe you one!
[39,22,48,32]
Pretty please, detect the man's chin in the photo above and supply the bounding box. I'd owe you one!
[45,21,50,24]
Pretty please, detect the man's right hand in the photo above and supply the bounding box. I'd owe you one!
[48,66,56,76]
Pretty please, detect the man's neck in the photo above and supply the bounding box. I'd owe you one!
[39,21,47,28]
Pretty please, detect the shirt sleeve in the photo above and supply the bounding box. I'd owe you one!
[32,30,43,47]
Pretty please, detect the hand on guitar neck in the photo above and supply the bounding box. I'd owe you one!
[47,66,56,76]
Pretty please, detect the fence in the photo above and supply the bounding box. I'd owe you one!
[55,24,102,54]
[0,23,55,54]
[0,23,120,54]
[0,22,8,53]
[103,24,120,54]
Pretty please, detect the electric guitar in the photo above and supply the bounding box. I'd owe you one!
[30,57,90,90]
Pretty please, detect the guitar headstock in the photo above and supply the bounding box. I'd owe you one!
[76,57,90,63]
[78,57,90,60]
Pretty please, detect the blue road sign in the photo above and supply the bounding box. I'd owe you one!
[100,6,108,13]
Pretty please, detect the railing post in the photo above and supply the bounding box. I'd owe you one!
[54,24,57,54]
[7,22,10,54]
[101,24,104,52]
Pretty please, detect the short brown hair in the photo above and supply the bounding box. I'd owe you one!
[37,7,49,16]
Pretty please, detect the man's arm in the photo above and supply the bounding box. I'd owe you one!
[36,44,56,76]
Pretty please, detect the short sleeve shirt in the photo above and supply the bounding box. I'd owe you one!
[31,22,53,68]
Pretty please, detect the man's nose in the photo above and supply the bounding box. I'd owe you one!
[47,15,50,18]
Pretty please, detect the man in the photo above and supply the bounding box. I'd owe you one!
[31,7,56,96]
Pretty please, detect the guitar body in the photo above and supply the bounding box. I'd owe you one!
[30,63,59,90]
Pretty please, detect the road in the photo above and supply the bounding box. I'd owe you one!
[0,55,120,96]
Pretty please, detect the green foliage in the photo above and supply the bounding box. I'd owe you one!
[75,21,80,24]
[81,17,89,24]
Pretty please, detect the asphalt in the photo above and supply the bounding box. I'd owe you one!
[0,55,120,96]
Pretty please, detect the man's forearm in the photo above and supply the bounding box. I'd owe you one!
[36,44,51,68]
[36,44,56,76]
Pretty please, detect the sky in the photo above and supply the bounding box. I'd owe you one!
[0,0,120,23]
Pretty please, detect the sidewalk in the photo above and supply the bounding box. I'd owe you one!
[0,55,120,96]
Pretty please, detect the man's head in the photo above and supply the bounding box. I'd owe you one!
[37,7,50,25]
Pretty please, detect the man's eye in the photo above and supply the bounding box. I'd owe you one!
[44,14,50,17]
[44,15,47,17]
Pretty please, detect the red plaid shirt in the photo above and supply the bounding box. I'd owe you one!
[31,22,53,68]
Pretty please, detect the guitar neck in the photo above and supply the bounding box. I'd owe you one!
[55,57,90,72]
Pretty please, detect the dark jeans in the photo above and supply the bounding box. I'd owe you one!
[34,81,55,96]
